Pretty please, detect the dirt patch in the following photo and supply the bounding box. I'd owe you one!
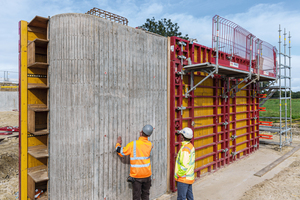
[0,111,19,200]
[241,151,300,200]
[0,137,19,200]
[0,111,19,127]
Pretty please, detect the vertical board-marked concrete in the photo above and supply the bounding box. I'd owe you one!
[49,13,168,200]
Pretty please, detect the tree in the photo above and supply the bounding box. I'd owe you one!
[139,17,189,40]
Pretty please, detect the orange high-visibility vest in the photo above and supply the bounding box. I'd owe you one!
[116,136,152,178]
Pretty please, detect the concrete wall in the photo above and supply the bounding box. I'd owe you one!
[49,13,168,200]
[0,92,18,111]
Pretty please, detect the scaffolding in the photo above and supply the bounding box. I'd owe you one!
[259,25,292,149]
[181,15,277,99]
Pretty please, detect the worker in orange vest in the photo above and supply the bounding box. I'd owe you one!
[115,125,153,200]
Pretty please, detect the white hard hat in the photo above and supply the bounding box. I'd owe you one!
[179,127,193,139]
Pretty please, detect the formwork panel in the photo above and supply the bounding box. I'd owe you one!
[170,36,259,192]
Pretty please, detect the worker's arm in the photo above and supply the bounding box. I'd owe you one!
[115,136,132,157]
[177,149,191,177]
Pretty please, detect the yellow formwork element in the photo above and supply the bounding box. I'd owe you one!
[20,17,49,200]
[20,20,28,200]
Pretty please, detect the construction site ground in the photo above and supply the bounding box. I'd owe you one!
[1,111,300,200]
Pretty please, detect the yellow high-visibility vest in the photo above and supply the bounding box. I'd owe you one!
[174,141,195,184]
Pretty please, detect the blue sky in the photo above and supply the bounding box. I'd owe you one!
[0,0,299,90]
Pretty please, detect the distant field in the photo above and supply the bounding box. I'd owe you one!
[260,99,300,120]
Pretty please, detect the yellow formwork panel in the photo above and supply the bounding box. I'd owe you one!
[20,17,49,200]
[193,75,215,173]
[194,47,198,63]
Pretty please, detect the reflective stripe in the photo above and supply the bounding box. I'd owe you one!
[130,156,150,160]
[176,159,181,165]
[174,173,178,179]
[120,148,125,156]
[182,146,191,152]
[133,141,137,158]
[185,174,194,177]
[131,163,150,168]
[180,165,187,171]
[180,174,194,178]
[189,150,195,165]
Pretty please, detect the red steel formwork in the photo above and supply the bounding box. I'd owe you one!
[169,36,260,192]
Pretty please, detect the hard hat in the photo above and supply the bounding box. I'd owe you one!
[142,125,153,136]
[179,127,193,139]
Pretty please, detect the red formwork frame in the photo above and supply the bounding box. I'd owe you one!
[169,36,260,192]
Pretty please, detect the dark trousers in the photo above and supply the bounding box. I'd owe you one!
[132,176,151,200]
[177,181,194,200]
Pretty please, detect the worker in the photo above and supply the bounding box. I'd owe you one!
[115,125,154,200]
[174,127,195,200]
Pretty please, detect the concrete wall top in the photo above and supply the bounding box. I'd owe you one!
[49,13,168,200]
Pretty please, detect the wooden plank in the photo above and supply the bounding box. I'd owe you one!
[32,38,49,47]
[27,165,48,183]
[254,145,300,177]
[28,26,47,34]
[27,41,35,66]
[28,145,48,158]
[28,109,35,135]
[27,175,35,200]
[28,16,49,29]
[28,62,49,69]
[28,104,48,111]
[28,83,49,89]
[39,195,48,200]
[32,129,49,136]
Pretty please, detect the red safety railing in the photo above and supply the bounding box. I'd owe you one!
[212,15,277,79]
[255,39,277,78]
[212,15,256,61]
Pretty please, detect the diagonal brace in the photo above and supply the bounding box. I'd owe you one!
[232,77,258,97]
[184,69,217,96]
[229,76,250,93]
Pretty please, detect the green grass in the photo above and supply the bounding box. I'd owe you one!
[260,99,300,120]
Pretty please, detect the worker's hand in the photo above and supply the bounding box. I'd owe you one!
[117,136,122,145]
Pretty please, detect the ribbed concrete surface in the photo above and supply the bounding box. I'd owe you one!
[49,13,168,200]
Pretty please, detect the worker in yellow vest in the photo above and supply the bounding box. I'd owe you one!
[115,125,153,200]
[175,127,195,200]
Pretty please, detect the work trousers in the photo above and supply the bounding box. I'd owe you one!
[177,181,194,200]
[132,176,151,200]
